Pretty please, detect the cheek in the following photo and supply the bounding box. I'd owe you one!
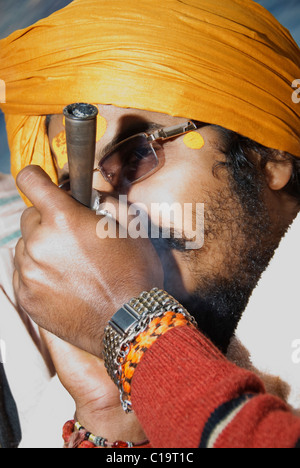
[128,153,226,222]
[128,162,202,213]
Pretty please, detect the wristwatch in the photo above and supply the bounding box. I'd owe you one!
[103,288,197,411]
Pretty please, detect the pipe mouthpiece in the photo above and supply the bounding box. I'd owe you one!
[63,103,98,121]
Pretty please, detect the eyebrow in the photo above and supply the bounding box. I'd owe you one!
[97,121,164,162]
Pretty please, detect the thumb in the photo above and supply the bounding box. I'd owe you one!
[16,165,76,217]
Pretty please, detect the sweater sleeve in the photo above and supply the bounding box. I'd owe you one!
[131,325,300,448]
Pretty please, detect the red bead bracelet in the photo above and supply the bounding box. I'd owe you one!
[63,420,150,448]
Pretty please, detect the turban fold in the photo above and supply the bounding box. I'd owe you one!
[0,0,300,190]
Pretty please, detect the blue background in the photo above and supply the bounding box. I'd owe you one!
[0,0,299,174]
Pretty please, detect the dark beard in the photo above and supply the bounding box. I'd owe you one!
[179,237,280,353]
[183,171,290,353]
[180,248,273,354]
[152,178,284,354]
[180,279,250,354]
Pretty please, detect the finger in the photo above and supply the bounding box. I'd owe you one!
[39,329,107,381]
[13,269,19,291]
[14,238,25,272]
[20,206,41,242]
[41,328,98,366]
[39,328,110,397]
[13,269,21,296]
[16,165,77,218]
[39,328,75,362]
[37,329,56,377]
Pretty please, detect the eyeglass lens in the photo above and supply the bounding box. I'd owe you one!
[99,135,162,187]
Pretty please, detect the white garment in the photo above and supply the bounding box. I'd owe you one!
[234,212,300,411]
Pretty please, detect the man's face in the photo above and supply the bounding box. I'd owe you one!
[48,104,275,351]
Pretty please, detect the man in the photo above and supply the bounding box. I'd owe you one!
[1,0,300,447]
[45,104,299,353]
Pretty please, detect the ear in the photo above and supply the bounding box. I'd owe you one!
[264,152,293,191]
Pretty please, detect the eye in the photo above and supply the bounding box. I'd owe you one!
[131,144,153,161]
[99,135,160,188]
[121,138,158,183]
[122,138,153,167]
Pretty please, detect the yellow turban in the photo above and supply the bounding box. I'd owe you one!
[1,0,300,190]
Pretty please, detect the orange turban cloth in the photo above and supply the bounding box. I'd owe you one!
[0,0,300,189]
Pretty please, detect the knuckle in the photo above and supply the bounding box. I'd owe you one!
[20,264,38,285]
[14,237,24,259]
[21,205,37,222]
[18,242,44,283]
[25,237,44,263]
[14,273,30,309]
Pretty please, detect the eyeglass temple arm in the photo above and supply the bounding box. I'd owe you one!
[150,121,197,141]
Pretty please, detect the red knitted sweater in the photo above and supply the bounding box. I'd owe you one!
[131,326,300,448]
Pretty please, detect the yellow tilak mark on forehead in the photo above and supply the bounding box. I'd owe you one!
[91,104,108,142]
[96,114,107,142]
[52,131,68,169]
[183,132,205,150]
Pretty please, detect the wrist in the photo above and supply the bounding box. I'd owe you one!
[103,288,197,412]
[75,405,146,445]
[95,283,164,357]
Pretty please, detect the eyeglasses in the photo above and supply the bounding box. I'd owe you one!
[97,121,198,188]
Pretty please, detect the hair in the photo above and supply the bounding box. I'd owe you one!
[211,126,300,215]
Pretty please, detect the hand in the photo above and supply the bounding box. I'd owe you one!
[14,165,163,356]
[40,329,146,444]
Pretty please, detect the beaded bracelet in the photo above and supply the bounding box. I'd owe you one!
[62,420,149,448]
[117,310,196,410]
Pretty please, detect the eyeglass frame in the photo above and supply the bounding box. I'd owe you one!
[97,120,199,187]
[59,120,200,191]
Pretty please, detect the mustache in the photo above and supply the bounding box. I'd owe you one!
[150,227,188,252]
[94,190,202,252]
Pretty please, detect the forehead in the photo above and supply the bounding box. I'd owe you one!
[48,104,192,140]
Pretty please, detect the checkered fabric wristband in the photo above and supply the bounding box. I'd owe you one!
[119,310,196,410]
[103,288,197,412]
